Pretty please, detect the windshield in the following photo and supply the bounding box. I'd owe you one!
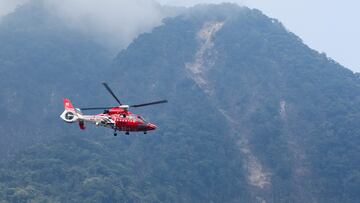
[137,116,146,122]
[128,115,146,123]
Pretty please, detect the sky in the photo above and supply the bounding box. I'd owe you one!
[0,0,359,72]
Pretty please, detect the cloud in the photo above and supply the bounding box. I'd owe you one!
[0,0,207,51]
[1,0,169,50]
[157,0,242,7]
[0,0,237,52]
[44,0,166,50]
[0,0,29,17]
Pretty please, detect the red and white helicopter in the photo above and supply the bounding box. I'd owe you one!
[60,82,167,136]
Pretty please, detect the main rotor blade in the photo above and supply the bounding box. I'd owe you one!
[130,100,168,108]
[102,82,122,105]
[80,107,114,111]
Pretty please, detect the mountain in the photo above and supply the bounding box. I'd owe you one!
[1,2,359,203]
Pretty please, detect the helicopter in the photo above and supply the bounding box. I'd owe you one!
[60,82,167,136]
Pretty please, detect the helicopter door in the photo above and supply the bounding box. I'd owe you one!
[119,117,126,131]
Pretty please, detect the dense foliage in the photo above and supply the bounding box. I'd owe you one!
[0,133,247,202]
[0,2,359,203]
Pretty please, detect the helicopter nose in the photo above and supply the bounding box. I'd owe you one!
[147,123,157,130]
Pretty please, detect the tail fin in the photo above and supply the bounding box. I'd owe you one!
[60,99,85,130]
[64,98,75,111]
[60,98,79,123]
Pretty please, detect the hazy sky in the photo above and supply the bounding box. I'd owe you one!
[1,0,359,72]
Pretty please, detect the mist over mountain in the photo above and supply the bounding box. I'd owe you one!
[44,0,166,49]
[0,0,183,50]
[0,2,359,203]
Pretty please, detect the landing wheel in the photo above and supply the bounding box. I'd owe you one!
[114,133,117,136]
[144,131,147,134]
[125,131,129,135]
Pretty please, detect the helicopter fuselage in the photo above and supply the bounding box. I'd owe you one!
[60,100,156,135]
[60,82,166,136]
[95,107,157,132]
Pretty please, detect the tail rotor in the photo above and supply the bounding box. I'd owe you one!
[60,98,86,130]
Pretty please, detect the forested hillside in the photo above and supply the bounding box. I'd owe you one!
[0,2,359,203]
[0,1,111,159]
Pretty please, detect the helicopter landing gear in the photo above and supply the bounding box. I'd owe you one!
[114,129,117,136]
[125,131,129,135]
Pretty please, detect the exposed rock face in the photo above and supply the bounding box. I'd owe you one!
[186,21,224,94]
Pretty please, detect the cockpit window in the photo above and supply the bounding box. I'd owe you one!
[127,115,146,122]
[137,116,146,122]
